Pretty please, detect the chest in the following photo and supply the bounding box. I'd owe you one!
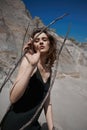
[38,69,50,83]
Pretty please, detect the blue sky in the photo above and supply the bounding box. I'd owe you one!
[22,0,87,43]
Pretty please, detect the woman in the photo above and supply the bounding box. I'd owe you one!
[1,28,57,130]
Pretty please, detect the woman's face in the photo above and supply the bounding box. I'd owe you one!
[33,32,50,54]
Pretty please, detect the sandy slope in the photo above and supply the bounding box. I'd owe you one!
[0,66,87,130]
[39,66,87,130]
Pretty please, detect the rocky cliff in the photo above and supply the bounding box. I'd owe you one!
[0,0,44,86]
[0,0,87,88]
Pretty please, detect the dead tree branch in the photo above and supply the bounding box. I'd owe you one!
[0,13,69,92]
[19,24,70,130]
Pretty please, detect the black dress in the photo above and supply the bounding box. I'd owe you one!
[1,68,51,130]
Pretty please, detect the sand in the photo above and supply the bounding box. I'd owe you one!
[0,66,87,130]
[39,68,87,130]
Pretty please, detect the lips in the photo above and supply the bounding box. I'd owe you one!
[40,46,45,49]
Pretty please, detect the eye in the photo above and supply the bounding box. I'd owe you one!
[42,38,48,41]
[34,38,39,43]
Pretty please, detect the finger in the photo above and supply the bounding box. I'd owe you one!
[27,38,33,45]
[23,44,30,52]
[25,38,33,47]
[23,39,33,52]
[36,45,40,54]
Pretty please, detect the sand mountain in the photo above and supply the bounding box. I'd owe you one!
[0,0,87,86]
[0,1,87,129]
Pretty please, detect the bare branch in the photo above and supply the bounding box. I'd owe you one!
[19,24,70,130]
[4,71,13,84]
[21,22,30,56]
[0,13,69,92]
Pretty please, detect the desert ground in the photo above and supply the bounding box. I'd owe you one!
[39,66,87,130]
[0,66,87,130]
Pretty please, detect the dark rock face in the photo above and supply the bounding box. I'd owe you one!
[0,0,34,85]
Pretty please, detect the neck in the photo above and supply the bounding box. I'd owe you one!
[39,54,47,65]
[38,55,50,72]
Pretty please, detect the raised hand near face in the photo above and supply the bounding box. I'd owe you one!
[23,38,40,67]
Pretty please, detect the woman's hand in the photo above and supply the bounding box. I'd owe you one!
[23,38,40,67]
[10,38,40,103]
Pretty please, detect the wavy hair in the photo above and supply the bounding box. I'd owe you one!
[31,28,57,68]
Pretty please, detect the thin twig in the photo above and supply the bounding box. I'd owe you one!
[0,55,23,92]
[0,13,69,93]
[21,22,30,56]
[4,72,13,84]
[19,24,70,130]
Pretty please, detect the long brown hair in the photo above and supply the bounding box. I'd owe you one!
[31,28,57,68]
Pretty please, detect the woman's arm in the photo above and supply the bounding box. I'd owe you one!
[10,39,40,104]
[10,56,36,104]
[44,93,54,130]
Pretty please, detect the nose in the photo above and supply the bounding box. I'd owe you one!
[39,40,43,45]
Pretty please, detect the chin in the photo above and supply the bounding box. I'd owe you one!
[40,51,48,56]
[40,48,48,52]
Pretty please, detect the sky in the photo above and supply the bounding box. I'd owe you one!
[22,0,87,43]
